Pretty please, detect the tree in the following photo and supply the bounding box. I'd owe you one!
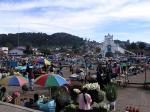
[130,42,137,50]
[96,47,101,54]
[0,32,86,48]
[39,48,51,55]
[72,45,79,54]
[23,45,33,55]
[138,42,146,50]
[5,42,13,50]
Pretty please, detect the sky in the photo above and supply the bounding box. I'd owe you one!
[0,0,150,43]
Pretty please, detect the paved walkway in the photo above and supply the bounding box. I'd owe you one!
[0,101,42,112]
[116,70,150,112]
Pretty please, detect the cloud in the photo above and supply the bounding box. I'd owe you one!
[0,0,150,42]
[110,0,150,20]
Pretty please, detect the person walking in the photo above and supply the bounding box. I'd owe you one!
[112,62,119,79]
[28,70,35,91]
[0,87,7,101]
[97,63,105,89]
[58,62,63,76]
[69,64,74,74]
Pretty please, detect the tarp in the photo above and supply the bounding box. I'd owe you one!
[16,65,33,71]
[7,61,18,68]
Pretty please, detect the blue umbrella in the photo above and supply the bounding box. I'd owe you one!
[38,58,44,63]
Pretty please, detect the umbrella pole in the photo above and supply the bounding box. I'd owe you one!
[49,87,51,98]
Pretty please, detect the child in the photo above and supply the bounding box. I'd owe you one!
[22,84,29,93]
[20,98,25,106]
[23,98,28,107]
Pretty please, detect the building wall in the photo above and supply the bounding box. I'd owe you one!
[9,49,24,56]
[101,34,125,57]
[0,47,8,54]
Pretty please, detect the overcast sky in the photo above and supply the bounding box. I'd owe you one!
[0,0,150,43]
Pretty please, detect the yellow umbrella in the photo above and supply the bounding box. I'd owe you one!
[13,72,22,76]
[0,77,10,86]
[44,59,51,65]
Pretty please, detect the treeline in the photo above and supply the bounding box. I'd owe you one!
[114,40,150,55]
[114,40,150,51]
[0,32,85,48]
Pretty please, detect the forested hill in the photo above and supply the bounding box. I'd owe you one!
[0,32,85,48]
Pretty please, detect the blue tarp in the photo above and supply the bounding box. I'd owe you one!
[16,65,33,71]
[37,99,56,112]
[7,61,18,68]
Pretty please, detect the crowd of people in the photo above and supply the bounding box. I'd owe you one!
[96,60,127,89]
[0,54,149,112]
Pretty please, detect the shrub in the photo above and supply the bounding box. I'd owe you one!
[82,83,104,103]
[87,89,105,103]
[91,102,109,112]
[105,84,117,102]
[64,104,78,112]
[97,90,105,103]
[82,83,100,91]
[53,89,72,108]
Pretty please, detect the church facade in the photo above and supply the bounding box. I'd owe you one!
[101,34,125,57]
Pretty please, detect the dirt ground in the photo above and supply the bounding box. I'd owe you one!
[116,70,150,112]
[1,66,150,112]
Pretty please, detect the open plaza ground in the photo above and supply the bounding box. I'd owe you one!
[0,65,150,112]
[116,70,150,112]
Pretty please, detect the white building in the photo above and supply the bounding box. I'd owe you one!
[0,47,8,54]
[101,34,125,57]
[9,49,24,56]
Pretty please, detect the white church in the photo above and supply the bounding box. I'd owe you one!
[100,34,125,58]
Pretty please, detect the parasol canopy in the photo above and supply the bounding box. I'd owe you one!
[0,75,28,86]
[34,57,51,65]
[34,74,68,87]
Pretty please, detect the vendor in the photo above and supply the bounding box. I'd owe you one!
[77,88,92,111]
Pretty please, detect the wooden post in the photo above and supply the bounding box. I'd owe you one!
[48,87,51,99]
[144,65,147,88]
[145,65,147,82]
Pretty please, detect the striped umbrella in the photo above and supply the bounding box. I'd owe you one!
[0,75,28,86]
[34,74,68,87]
[35,74,68,97]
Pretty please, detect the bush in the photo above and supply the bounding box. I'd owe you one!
[82,83,104,103]
[64,104,78,112]
[91,102,109,112]
[87,89,98,102]
[53,88,72,108]
[82,83,100,91]
[105,84,117,102]
[70,88,80,103]
[97,90,105,103]
[87,89,105,103]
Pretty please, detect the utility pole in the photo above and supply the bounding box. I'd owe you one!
[17,25,20,47]
[17,32,19,47]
